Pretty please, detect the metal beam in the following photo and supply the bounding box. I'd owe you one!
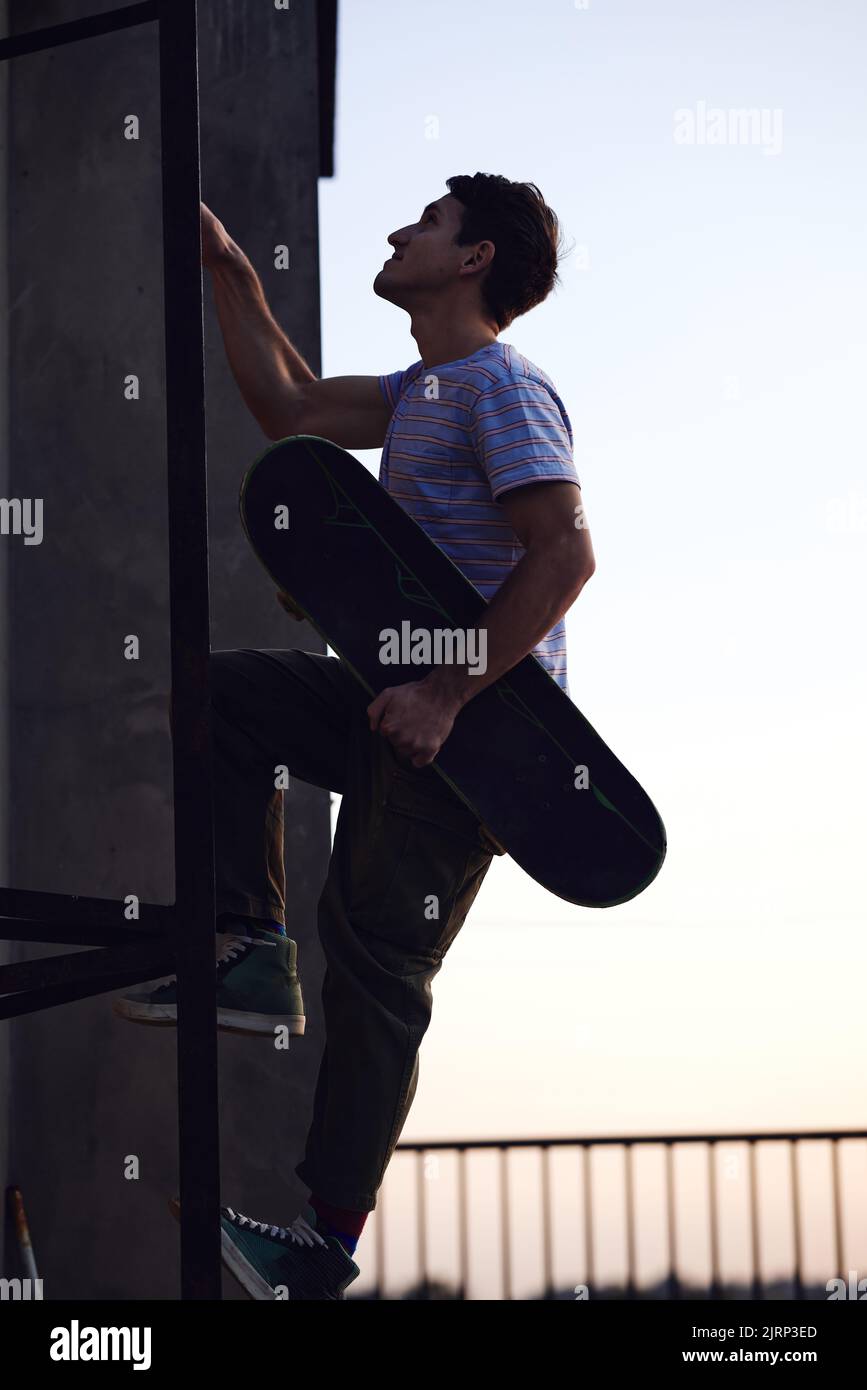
[0,2,156,62]
[0,940,173,996]
[0,966,175,1021]
[157,0,221,1302]
[0,918,168,948]
[0,884,172,929]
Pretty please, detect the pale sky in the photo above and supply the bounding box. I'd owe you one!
[318,0,867,1292]
[319,0,867,1137]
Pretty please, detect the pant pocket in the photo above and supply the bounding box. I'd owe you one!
[351,769,491,968]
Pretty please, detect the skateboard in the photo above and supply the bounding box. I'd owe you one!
[239,436,666,907]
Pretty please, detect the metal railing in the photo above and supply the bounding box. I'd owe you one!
[357,1129,867,1300]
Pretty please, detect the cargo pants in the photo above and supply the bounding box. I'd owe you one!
[207,647,497,1211]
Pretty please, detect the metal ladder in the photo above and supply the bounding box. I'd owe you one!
[0,0,221,1298]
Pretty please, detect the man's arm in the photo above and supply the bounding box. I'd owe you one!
[202,203,392,448]
[368,480,595,765]
[430,480,593,702]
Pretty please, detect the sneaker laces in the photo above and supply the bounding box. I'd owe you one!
[215,936,252,970]
[222,1207,326,1249]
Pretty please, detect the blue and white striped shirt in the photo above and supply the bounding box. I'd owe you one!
[378,340,580,691]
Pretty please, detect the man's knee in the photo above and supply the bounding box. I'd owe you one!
[169,650,240,721]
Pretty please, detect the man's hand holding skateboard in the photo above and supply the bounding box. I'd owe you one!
[277,588,460,768]
[367,679,463,769]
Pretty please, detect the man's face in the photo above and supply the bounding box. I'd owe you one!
[373,194,471,307]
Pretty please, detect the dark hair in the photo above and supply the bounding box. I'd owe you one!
[445,172,563,330]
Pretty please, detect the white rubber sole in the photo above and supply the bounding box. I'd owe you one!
[167,1199,277,1300]
[113,998,305,1036]
[220,1228,277,1300]
[220,1227,352,1301]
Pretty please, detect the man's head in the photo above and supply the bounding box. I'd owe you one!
[373,173,562,331]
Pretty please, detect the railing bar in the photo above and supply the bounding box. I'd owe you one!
[708,1143,720,1298]
[417,1150,429,1299]
[830,1139,844,1283]
[665,1142,679,1299]
[540,1144,553,1299]
[748,1140,762,1299]
[374,1185,386,1300]
[500,1147,511,1302]
[583,1144,595,1295]
[790,1141,804,1300]
[395,1128,867,1152]
[457,1148,469,1301]
[624,1143,636,1298]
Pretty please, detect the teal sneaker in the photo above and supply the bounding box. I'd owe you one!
[168,1196,360,1300]
[113,931,305,1036]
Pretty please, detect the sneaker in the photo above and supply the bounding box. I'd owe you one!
[113,931,305,1036]
[168,1196,359,1301]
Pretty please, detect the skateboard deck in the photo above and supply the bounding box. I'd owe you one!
[239,436,666,907]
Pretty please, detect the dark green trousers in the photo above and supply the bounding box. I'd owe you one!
[208,648,496,1211]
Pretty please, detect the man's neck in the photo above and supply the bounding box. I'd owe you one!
[410,309,499,370]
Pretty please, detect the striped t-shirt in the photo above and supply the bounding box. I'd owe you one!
[378,339,580,691]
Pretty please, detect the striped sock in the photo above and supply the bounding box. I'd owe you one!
[217,912,286,939]
[255,919,286,939]
[310,1195,368,1257]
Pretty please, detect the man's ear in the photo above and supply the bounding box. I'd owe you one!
[461,241,495,274]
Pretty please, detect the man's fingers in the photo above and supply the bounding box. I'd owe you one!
[367,689,390,731]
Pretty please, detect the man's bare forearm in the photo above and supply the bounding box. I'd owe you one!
[209,241,316,434]
[423,539,592,708]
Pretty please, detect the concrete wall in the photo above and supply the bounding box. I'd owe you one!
[1,0,332,1296]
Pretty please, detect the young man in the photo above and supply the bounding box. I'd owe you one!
[116,173,595,1299]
